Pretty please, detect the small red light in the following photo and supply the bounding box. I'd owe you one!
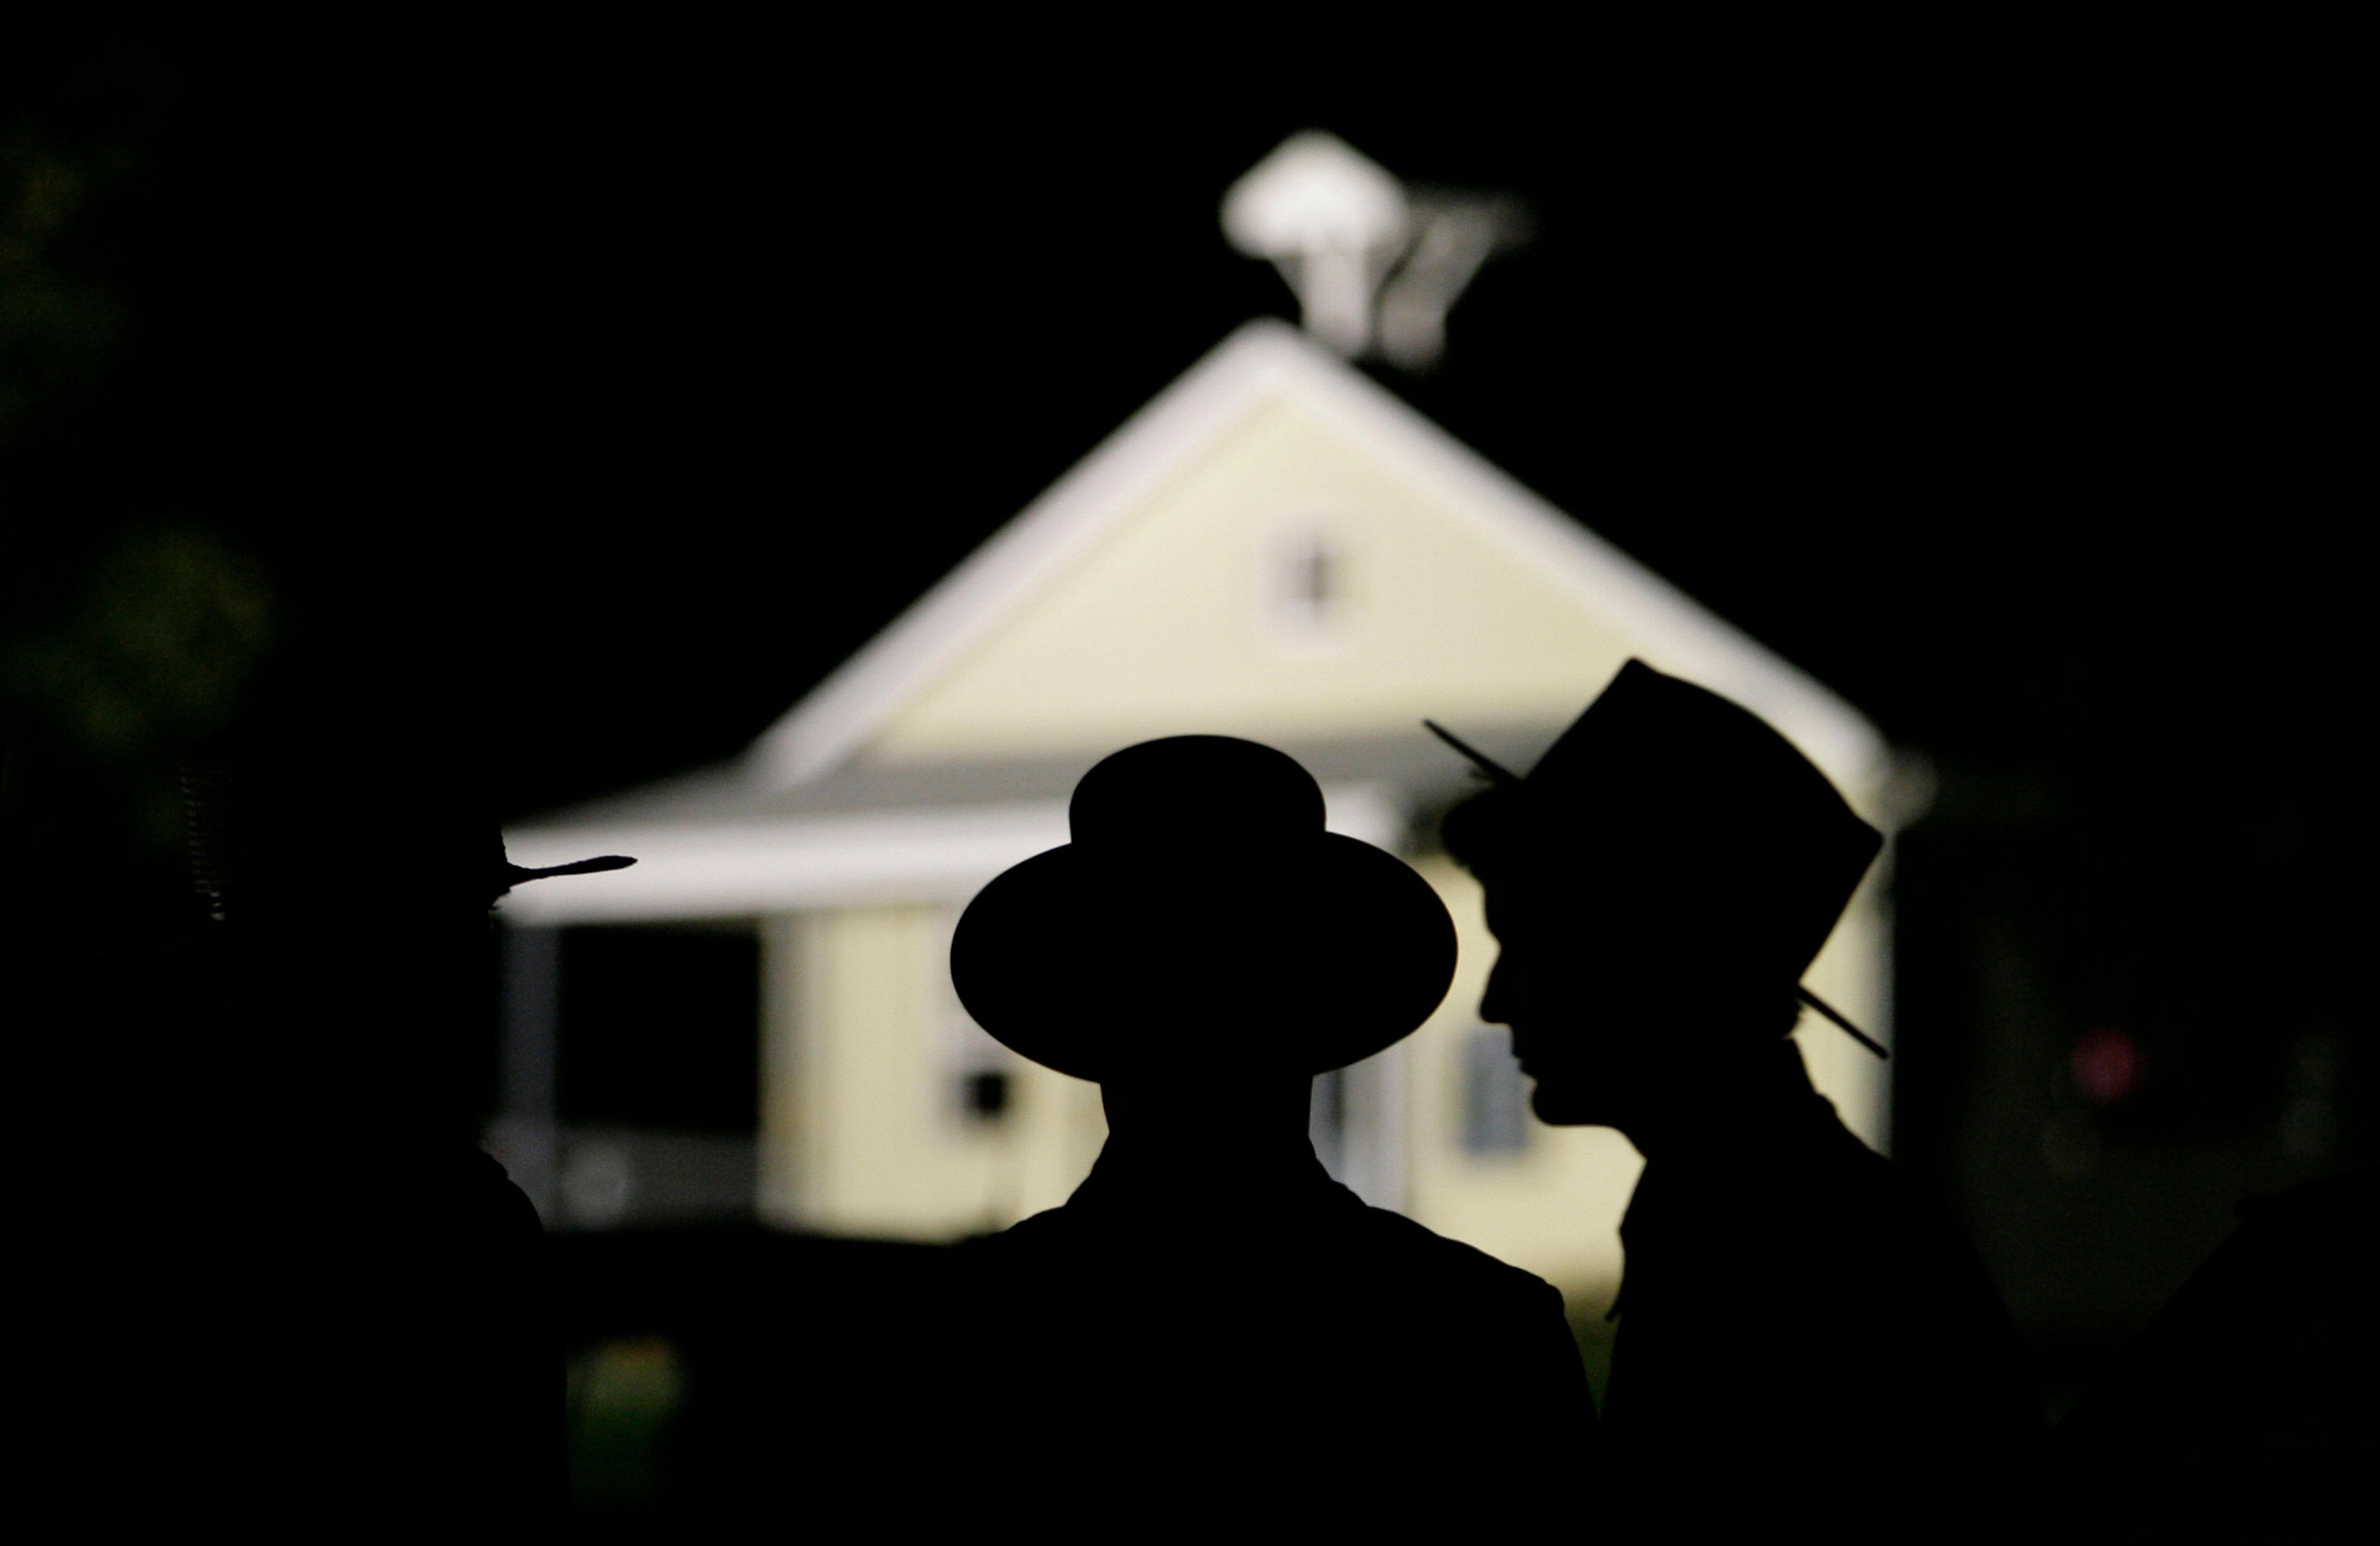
[2071,1028,2144,1105]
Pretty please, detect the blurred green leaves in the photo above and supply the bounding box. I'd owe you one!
[4,525,272,758]
[1,134,125,454]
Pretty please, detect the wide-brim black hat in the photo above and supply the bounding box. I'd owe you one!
[1432,659,1885,1052]
[951,736,1457,1081]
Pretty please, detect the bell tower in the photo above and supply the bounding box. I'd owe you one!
[1222,130,1528,372]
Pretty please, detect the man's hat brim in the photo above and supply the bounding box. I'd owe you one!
[1429,661,1889,1057]
[953,834,1456,1081]
[503,854,637,885]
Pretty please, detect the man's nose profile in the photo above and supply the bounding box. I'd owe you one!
[1478,960,1512,1027]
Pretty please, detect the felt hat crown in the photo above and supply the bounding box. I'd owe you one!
[1432,660,1885,1053]
[951,736,1457,1081]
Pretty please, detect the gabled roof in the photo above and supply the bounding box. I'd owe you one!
[749,320,1890,797]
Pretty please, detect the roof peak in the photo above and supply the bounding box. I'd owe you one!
[1222,131,1528,372]
[747,323,1889,802]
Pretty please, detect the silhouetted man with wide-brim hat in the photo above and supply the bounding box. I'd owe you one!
[952,735,1592,1520]
[1433,660,2040,1535]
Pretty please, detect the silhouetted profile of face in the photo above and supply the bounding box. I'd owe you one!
[1450,780,1804,1135]
[1476,865,1792,1130]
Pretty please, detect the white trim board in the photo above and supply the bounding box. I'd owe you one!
[501,783,1407,925]
[749,320,1890,798]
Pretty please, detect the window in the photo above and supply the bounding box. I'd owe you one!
[506,920,764,1230]
[1288,534,1339,621]
[1264,522,1355,649]
[945,1022,1014,1127]
[1460,1025,1530,1156]
[553,922,761,1135]
[938,910,1017,1128]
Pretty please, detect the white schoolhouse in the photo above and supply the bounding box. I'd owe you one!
[502,319,1908,1305]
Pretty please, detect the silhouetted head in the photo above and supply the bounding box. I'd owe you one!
[951,736,1457,1103]
[178,709,633,1125]
[1440,661,1879,1135]
[180,721,632,939]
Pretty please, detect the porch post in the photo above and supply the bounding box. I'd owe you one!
[495,921,562,1223]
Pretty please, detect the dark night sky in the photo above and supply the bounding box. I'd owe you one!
[6,12,2373,1297]
[11,14,2363,800]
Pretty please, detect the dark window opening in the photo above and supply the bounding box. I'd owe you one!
[555,922,761,1136]
[1274,530,1347,634]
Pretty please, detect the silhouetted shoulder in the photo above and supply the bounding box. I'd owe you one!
[962,1201,1073,1250]
[1335,1203,1597,1478]
[969,1185,1564,1314]
[1347,1201,1569,1306]
[2050,1167,2379,1537]
[957,1179,1593,1514]
[455,1148,544,1236]
[364,1141,545,1243]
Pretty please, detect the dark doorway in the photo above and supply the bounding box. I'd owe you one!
[556,923,761,1135]
[506,920,766,1229]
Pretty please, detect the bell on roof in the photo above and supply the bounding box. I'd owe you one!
[1223,131,1528,372]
